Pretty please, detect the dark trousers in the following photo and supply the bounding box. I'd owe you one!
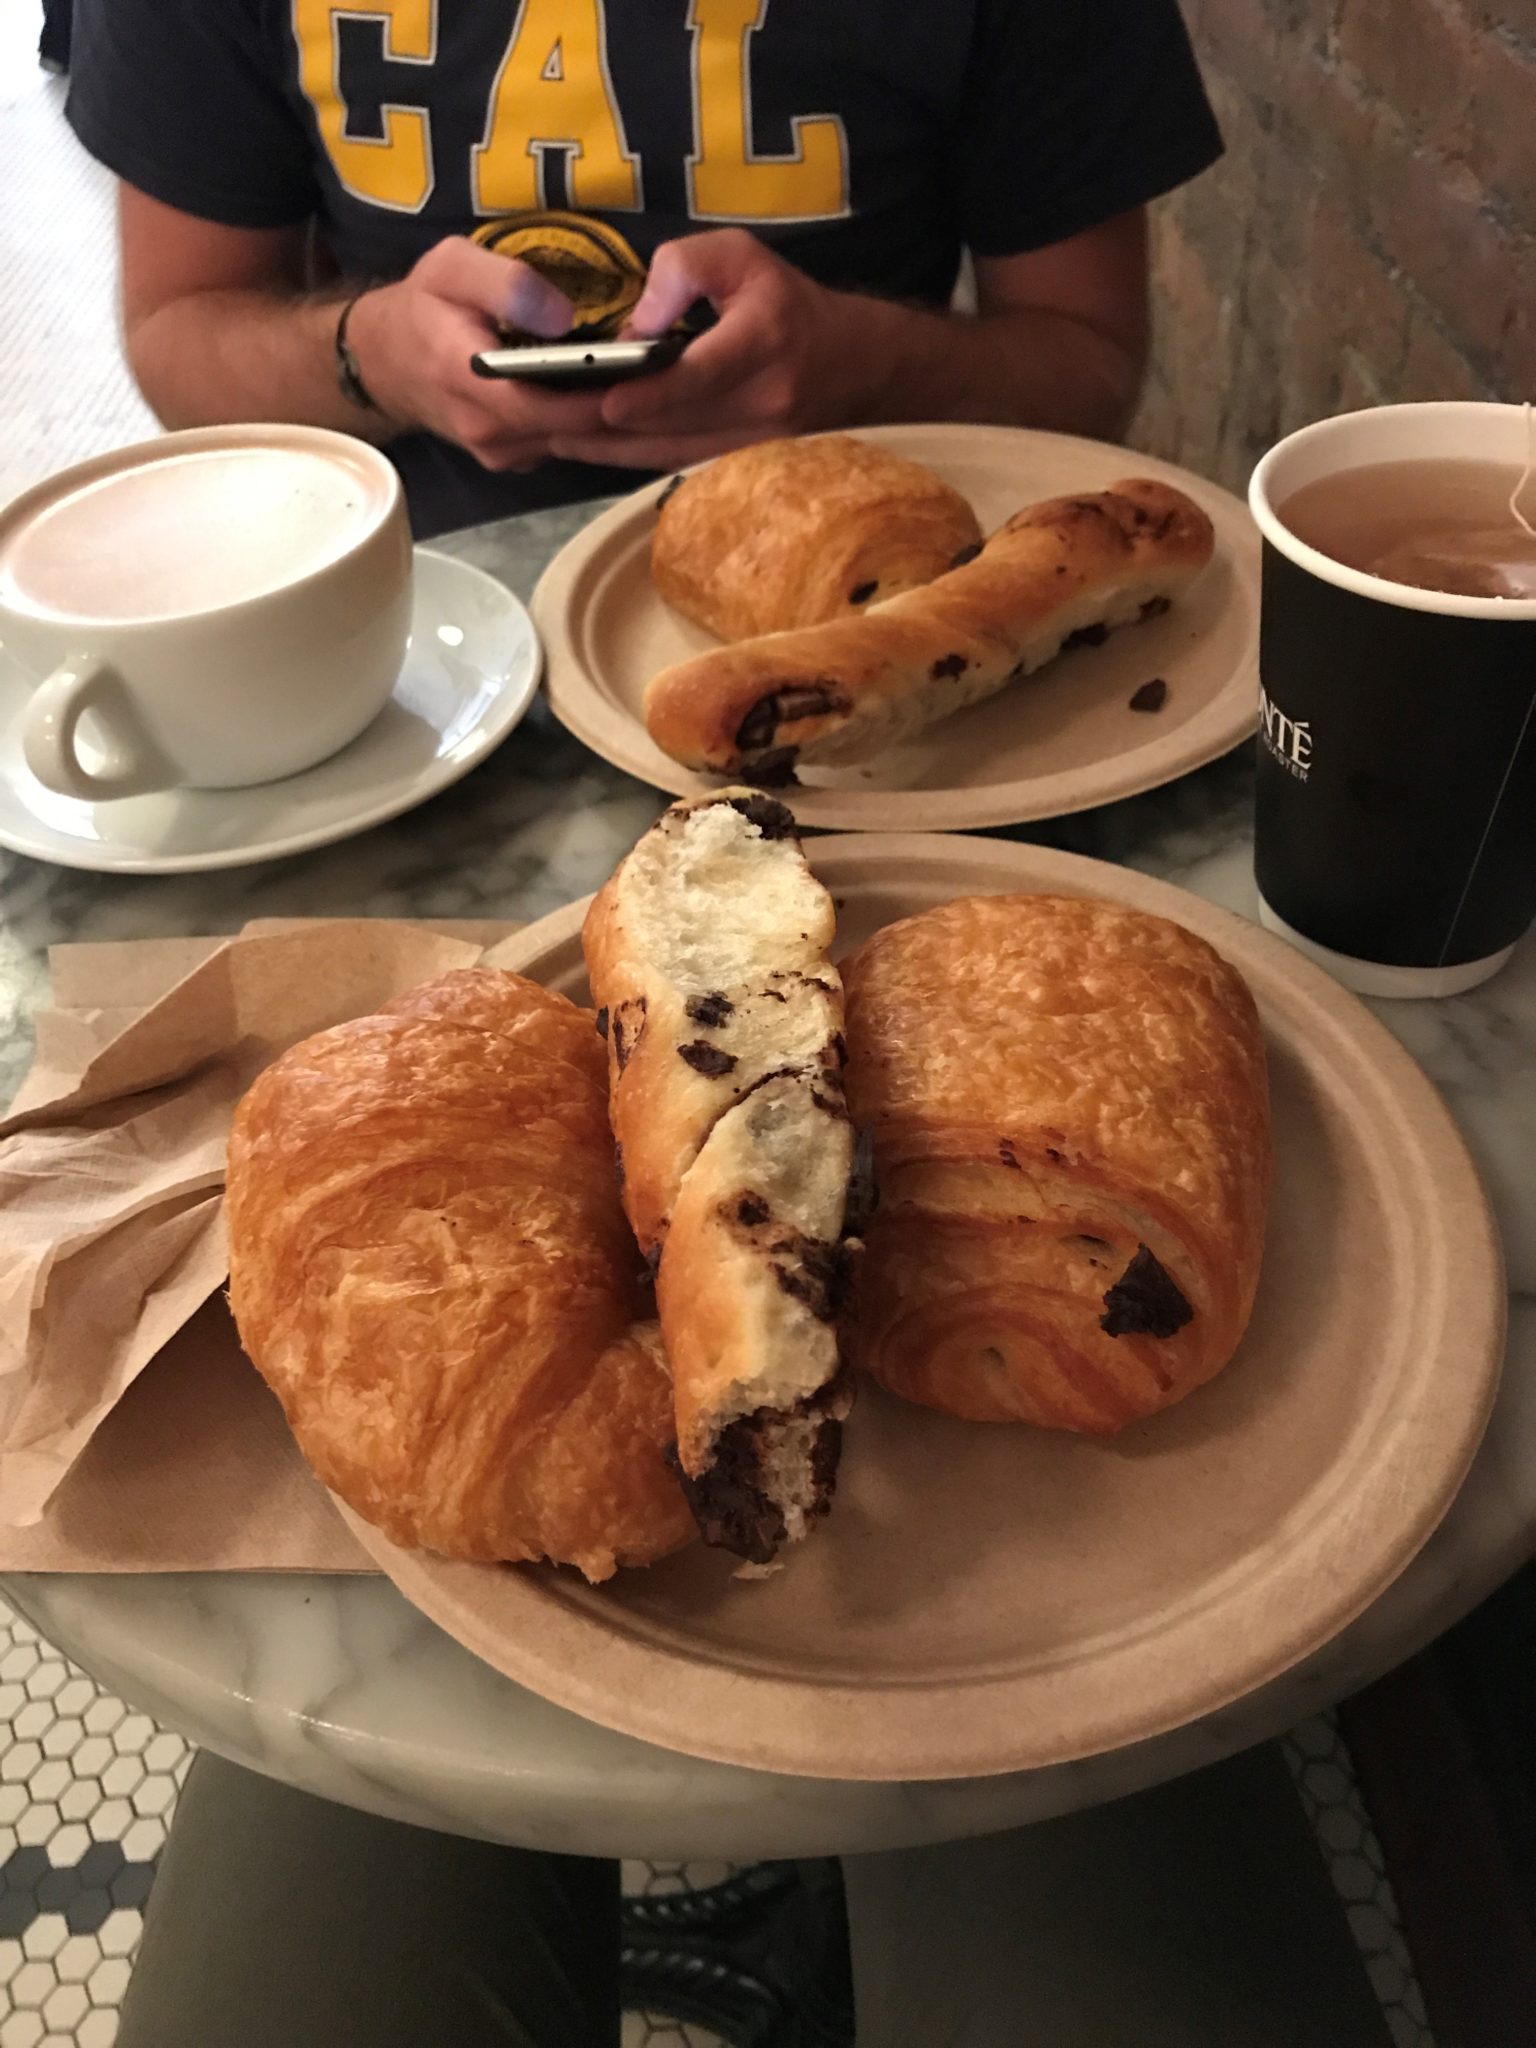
[119,1745,1394,2046]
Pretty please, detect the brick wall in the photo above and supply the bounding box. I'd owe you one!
[1133,0,1536,492]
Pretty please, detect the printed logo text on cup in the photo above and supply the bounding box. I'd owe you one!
[1259,686,1313,781]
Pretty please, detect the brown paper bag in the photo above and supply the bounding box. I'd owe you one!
[0,921,517,1567]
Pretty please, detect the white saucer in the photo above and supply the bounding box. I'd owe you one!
[0,550,540,874]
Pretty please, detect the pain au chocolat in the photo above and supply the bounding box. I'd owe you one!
[842,894,1271,1431]
[650,434,982,644]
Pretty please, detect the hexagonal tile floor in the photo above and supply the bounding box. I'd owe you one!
[0,1606,191,2048]
[1281,1715,1435,2048]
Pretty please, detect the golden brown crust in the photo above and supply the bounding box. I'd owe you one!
[644,479,1216,774]
[842,896,1271,1432]
[226,969,693,1582]
[651,435,982,643]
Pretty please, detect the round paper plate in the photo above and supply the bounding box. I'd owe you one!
[340,837,1504,1780]
[531,425,1260,831]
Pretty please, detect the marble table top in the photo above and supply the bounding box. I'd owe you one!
[2,504,1532,1861]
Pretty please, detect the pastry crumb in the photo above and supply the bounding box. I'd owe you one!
[733,1560,785,1582]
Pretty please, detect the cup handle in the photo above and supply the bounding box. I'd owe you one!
[20,657,169,800]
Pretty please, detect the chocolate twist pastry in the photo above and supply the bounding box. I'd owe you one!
[583,791,858,1563]
[643,478,1215,779]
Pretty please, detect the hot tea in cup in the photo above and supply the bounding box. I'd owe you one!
[1249,402,1536,999]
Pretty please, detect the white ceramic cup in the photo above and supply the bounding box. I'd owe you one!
[0,425,412,799]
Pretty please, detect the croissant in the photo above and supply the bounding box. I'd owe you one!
[226,968,693,1581]
[583,791,857,1564]
[842,896,1271,1432]
[644,479,1215,779]
[651,434,982,643]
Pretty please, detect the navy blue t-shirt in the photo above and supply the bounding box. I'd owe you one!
[68,0,1221,537]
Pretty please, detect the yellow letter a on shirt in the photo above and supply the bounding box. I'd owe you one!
[474,0,641,213]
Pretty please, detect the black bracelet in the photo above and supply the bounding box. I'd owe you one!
[335,291,384,416]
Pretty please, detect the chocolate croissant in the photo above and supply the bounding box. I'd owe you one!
[644,479,1215,779]
[651,434,982,643]
[583,791,857,1564]
[226,969,693,1582]
[842,895,1271,1431]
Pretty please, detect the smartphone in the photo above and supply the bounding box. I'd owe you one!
[469,334,688,390]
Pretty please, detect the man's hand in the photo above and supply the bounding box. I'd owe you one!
[546,214,1148,472]
[548,228,869,471]
[345,237,610,472]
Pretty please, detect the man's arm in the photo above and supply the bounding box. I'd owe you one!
[120,189,370,435]
[117,185,607,469]
[548,213,1150,473]
[910,212,1149,436]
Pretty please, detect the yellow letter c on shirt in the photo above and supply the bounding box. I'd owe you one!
[293,0,436,214]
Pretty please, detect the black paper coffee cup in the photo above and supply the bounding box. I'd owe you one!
[1249,402,1536,997]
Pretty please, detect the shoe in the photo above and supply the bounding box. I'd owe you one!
[622,1861,854,2047]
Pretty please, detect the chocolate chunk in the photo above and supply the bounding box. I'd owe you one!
[1129,678,1168,713]
[611,998,646,1073]
[930,652,968,680]
[1139,596,1172,620]
[723,792,797,840]
[998,1139,1022,1170]
[950,541,983,570]
[687,991,735,1027]
[848,579,878,605]
[735,697,781,754]
[744,751,801,788]
[735,683,850,754]
[770,1236,851,1323]
[668,1438,786,1565]
[1064,622,1110,650]
[1100,1244,1193,1339]
[594,1006,609,1039]
[735,1193,771,1227]
[824,1031,847,1068]
[657,472,686,509]
[679,1040,737,1077]
[668,1388,844,1562]
[843,1128,878,1238]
